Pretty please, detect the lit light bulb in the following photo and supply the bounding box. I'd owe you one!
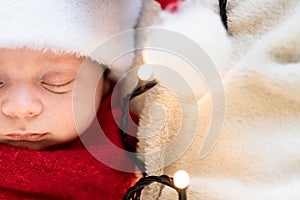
[173,170,190,189]
[137,65,153,82]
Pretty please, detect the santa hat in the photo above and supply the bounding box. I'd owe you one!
[0,0,231,82]
[0,0,143,80]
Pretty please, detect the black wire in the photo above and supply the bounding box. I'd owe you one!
[122,175,178,200]
[218,0,228,30]
[120,80,158,178]
[121,80,189,199]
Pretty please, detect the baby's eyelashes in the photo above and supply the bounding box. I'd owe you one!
[0,77,8,89]
[41,79,75,94]
[0,73,7,88]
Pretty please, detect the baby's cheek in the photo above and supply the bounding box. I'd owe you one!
[48,94,73,115]
[45,94,74,124]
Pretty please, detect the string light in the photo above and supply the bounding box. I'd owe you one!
[137,64,153,82]
[120,64,157,178]
[122,171,189,200]
[173,170,189,189]
[121,0,229,198]
[121,65,189,199]
[173,170,189,200]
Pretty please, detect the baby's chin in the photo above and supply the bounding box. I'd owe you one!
[0,139,69,150]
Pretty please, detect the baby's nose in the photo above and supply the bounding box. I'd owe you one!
[1,84,43,118]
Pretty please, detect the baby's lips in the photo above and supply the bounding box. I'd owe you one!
[5,132,47,142]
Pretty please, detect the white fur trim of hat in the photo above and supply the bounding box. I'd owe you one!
[0,0,144,80]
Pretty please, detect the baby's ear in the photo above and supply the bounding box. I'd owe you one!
[143,2,232,97]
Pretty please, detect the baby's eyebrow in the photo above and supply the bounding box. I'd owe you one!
[42,69,78,75]
[39,68,79,80]
[40,59,82,70]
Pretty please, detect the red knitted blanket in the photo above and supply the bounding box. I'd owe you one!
[0,94,138,200]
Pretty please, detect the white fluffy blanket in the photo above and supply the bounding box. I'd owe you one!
[136,0,300,199]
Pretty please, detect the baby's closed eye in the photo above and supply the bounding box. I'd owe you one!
[40,71,77,94]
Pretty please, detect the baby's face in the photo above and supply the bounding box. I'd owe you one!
[0,48,104,150]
